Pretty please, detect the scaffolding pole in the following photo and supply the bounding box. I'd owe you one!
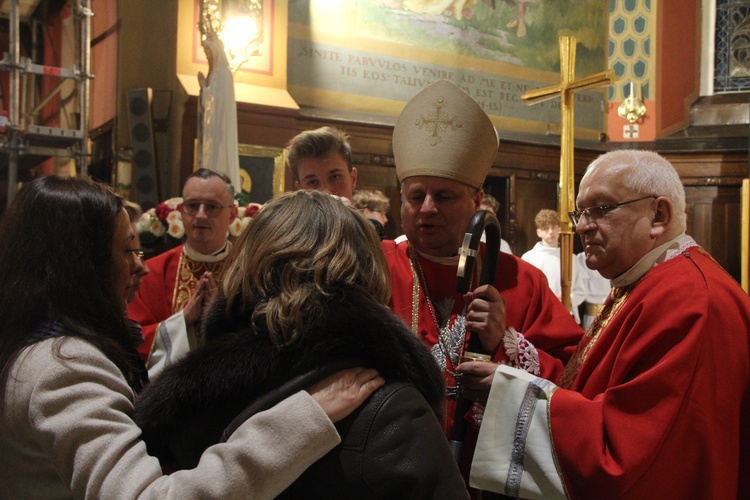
[1,0,93,206]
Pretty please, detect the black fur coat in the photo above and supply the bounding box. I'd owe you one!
[134,286,468,499]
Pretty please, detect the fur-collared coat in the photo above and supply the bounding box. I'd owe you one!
[134,286,468,499]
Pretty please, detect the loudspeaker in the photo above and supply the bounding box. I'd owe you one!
[127,88,160,211]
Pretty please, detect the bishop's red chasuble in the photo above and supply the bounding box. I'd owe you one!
[382,239,582,489]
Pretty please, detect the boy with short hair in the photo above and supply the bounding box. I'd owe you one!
[521,208,562,300]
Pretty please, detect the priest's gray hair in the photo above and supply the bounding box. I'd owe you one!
[587,150,687,230]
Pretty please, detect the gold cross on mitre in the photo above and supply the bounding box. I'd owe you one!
[415,96,463,146]
[521,35,617,311]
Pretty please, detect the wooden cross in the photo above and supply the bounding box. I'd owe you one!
[521,36,617,311]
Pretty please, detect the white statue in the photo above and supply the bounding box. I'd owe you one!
[198,33,241,193]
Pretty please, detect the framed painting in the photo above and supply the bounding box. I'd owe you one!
[191,141,285,204]
[237,144,286,205]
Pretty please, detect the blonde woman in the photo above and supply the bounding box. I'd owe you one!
[135,190,468,498]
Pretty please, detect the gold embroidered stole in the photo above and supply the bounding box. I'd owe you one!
[557,282,637,389]
[407,245,481,431]
[171,251,227,314]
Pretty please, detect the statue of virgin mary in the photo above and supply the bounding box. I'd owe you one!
[198,34,241,192]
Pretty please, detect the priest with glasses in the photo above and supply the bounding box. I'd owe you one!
[128,169,238,379]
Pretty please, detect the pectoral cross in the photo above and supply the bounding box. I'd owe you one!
[522,36,617,310]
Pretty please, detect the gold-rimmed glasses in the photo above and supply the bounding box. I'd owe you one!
[569,195,658,226]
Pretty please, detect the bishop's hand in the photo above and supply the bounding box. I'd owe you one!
[464,284,506,354]
[456,360,498,404]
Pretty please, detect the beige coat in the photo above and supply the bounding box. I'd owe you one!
[0,337,339,499]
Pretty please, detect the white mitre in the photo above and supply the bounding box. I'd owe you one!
[393,79,499,189]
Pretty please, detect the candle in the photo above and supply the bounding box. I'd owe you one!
[117,159,132,187]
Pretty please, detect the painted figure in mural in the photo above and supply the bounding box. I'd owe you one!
[398,0,479,21]
[198,32,242,193]
[504,0,538,37]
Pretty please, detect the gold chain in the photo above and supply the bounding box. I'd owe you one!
[409,246,443,331]
[408,245,481,375]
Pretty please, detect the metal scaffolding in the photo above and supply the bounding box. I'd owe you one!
[0,0,92,206]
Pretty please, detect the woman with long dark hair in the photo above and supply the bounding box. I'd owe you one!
[0,176,383,498]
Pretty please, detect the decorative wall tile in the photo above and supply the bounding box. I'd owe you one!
[608,0,653,101]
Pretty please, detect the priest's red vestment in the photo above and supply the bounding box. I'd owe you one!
[127,245,226,366]
[472,243,750,499]
[552,246,750,498]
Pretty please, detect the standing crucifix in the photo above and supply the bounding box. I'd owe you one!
[521,35,616,310]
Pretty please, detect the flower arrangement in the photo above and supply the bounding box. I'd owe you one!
[229,202,263,237]
[137,198,184,239]
[137,197,263,241]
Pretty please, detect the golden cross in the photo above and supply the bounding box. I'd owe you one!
[416,97,462,145]
[522,36,616,311]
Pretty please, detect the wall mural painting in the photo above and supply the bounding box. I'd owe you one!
[287,0,610,138]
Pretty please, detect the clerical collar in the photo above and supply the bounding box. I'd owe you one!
[413,247,460,266]
[183,241,232,263]
[611,233,695,287]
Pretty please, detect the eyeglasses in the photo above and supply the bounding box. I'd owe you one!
[181,201,234,218]
[569,195,658,226]
[127,249,144,259]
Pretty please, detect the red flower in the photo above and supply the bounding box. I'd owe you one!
[245,203,262,218]
[154,203,173,224]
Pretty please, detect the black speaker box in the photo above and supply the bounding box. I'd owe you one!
[127,88,160,211]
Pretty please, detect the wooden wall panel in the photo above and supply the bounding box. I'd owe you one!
[665,151,748,185]
[484,175,513,252]
[686,185,742,283]
[512,176,559,257]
